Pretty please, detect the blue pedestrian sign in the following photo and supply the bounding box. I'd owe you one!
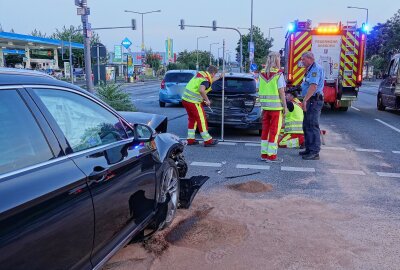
[250,63,258,71]
[121,38,132,49]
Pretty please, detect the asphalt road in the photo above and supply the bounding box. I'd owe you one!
[118,80,400,269]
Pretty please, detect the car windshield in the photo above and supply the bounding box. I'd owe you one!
[212,78,256,93]
[164,72,194,83]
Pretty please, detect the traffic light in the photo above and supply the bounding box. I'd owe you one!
[131,19,136,30]
[180,19,185,30]
[212,20,217,31]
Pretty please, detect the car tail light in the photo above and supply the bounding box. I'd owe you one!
[161,79,166,89]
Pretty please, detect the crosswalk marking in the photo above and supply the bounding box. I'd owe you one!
[281,166,315,172]
[329,169,366,175]
[190,162,222,167]
[219,142,237,146]
[244,143,260,147]
[321,146,347,151]
[355,148,382,153]
[393,151,400,154]
[376,172,400,178]
[375,119,400,133]
[236,164,270,170]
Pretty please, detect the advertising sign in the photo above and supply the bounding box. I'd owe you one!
[165,38,174,63]
[127,55,134,77]
[114,45,122,62]
[64,62,71,78]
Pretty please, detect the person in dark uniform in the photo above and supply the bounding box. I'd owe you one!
[299,51,325,160]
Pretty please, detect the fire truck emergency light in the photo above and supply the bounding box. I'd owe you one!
[317,27,339,33]
[288,23,295,32]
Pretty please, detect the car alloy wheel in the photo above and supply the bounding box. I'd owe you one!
[161,160,179,227]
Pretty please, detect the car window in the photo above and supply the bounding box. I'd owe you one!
[34,89,128,153]
[164,72,194,83]
[0,90,54,175]
[212,78,256,93]
[389,58,399,76]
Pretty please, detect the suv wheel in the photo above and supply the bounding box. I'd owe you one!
[159,101,166,107]
[377,95,385,111]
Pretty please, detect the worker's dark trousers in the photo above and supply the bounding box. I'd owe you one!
[303,98,323,154]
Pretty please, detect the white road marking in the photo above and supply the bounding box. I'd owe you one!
[393,151,400,154]
[245,143,260,147]
[329,169,366,175]
[219,142,237,146]
[236,164,270,170]
[375,119,400,133]
[355,148,382,153]
[321,146,347,151]
[281,166,315,172]
[376,172,400,178]
[351,106,361,111]
[191,162,222,167]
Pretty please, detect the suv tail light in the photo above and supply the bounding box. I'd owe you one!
[161,79,166,89]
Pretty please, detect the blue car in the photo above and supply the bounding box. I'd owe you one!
[159,70,196,107]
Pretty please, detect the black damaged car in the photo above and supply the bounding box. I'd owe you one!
[0,68,207,270]
[205,72,262,133]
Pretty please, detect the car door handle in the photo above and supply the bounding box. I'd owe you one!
[89,166,109,182]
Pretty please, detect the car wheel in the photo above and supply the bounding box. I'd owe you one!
[159,101,166,107]
[377,95,386,111]
[159,159,179,229]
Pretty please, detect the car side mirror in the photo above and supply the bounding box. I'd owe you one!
[133,123,154,143]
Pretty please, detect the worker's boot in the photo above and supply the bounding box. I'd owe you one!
[299,150,310,156]
[204,139,219,147]
[187,139,200,145]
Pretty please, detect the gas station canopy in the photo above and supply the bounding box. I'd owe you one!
[0,31,84,50]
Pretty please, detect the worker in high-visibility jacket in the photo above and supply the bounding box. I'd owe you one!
[259,52,288,162]
[181,65,219,147]
[278,90,305,148]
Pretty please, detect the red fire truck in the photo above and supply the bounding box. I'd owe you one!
[284,20,368,111]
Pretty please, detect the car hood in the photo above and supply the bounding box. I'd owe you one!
[118,111,168,133]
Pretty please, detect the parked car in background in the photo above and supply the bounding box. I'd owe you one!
[205,73,261,133]
[0,68,207,270]
[159,70,196,107]
[377,53,400,111]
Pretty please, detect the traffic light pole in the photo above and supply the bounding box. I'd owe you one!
[180,23,243,73]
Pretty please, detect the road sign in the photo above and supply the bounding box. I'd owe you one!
[250,63,258,71]
[121,38,132,49]
[248,42,255,62]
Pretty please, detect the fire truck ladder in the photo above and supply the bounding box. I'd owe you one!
[343,21,358,82]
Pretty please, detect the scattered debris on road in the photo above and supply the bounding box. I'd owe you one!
[227,180,273,193]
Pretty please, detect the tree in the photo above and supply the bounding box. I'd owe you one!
[176,50,213,70]
[31,29,47,38]
[367,9,400,73]
[145,50,162,71]
[236,26,272,71]
[50,25,101,68]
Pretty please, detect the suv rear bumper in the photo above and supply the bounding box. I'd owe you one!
[205,107,262,130]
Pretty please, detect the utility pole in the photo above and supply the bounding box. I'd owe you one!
[250,0,254,70]
[196,36,208,71]
[76,0,94,92]
[209,42,219,66]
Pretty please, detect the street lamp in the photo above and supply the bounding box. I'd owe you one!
[347,6,369,25]
[268,26,283,39]
[196,35,208,71]
[217,47,223,69]
[209,42,219,66]
[124,9,161,66]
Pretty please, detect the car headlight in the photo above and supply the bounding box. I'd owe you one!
[254,97,261,107]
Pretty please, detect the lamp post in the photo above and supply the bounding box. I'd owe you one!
[209,42,219,66]
[250,0,254,68]
[124,9,161,65]
[347,6,368,25]
[268,26,283,39]
[196,35,208,71]
[217,47,223,69]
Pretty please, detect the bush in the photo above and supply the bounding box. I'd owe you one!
[96,83,136,111]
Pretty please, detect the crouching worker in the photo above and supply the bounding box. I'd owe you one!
[278,90,305,148]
